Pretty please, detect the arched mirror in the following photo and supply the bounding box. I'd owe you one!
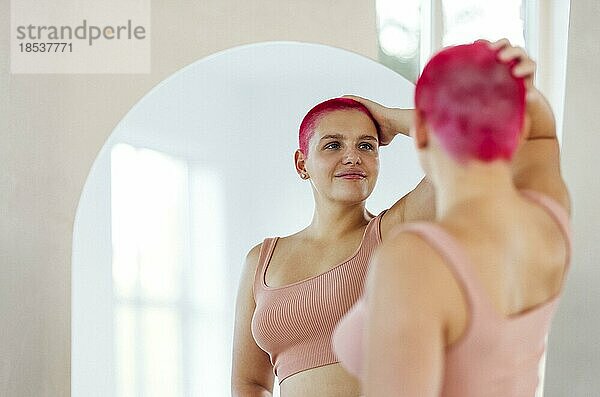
[72,42,421,396]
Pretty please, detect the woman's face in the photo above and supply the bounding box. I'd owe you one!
[302,109,380,205]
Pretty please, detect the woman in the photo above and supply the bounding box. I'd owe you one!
[333,40,571,396]
[231,97,434,397]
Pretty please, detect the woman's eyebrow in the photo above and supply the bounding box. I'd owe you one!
[360,135,378,141]
[319,134,378,142]
[320,134,345,141]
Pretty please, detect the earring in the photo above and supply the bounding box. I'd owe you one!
[300,173,308,179]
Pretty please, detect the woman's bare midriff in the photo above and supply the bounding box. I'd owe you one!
[279,363,361,397]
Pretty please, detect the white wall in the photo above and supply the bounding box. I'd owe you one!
[544,1,600,395]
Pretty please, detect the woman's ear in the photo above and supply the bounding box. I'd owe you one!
[294,149,309,179]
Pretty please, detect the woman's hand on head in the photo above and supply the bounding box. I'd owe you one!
[342,95,401,146]
[486,39,536,92]
[480,38,548,140]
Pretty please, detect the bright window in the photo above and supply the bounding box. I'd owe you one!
[376,0,422,82]
[377,0,532,82]
[111,144,229,396]
[442,0,525,46]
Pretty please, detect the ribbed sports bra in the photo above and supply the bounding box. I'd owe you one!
[251,211,385,383]
[332,190,571,397]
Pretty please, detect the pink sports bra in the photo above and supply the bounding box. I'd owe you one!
[251,212,384,383]
[332,190,571,396]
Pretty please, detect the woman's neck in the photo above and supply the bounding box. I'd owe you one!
[307,201,371,239]
[433,160,518,220]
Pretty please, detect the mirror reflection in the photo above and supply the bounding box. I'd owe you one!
[72,42,420,396]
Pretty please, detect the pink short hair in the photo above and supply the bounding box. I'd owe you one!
[299,97,380,155]
[415,42,526,162]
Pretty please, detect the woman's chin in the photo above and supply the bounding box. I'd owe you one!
[332,188,372,204]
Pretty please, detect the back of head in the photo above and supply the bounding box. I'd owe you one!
[415,42,526,162]
[299,97,380,155]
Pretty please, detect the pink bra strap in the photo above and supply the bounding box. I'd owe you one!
[520,189,572,270]
[394,223,490,318]
[253,238,278,298]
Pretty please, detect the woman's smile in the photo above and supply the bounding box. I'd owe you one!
[334,168,367,180]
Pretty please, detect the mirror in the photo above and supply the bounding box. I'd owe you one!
[72,41,421,396]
